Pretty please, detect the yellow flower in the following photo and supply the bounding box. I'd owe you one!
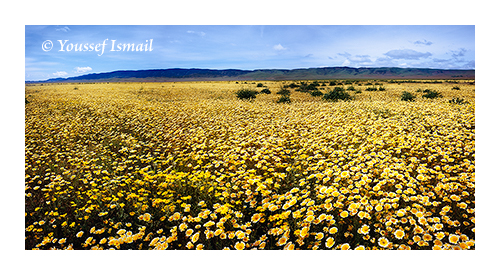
[325,237,335,248]
[340,211,349,218]
[186,229,194,237]
[251,213,261,223]
[191,232,200,243]
[284,242,295,250]
[329,227,338,234]
[278,236,288,246]
[449,234,460,244]
[76,231,84,238]
[235,242,245,250]
[358,224,370,235]
[299,227,309,238]
[340,243,350,250]
[394,229,405,239]
[341,171,349,178]
[378,237,389,248]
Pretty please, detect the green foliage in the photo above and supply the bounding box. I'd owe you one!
[277,87,291,96]
[256,83,264,87]
[449,97,469,105]
[346,86,356,91]
[310,90,324,97]
[285,83,300,89]
[323,87,353,102]
[365,87,378,91]
[401,91,416,102]
[378,86,386,91]
[452,86,460,90]
[260,88,271,94]
[277,95,291,104]
[422,89,442,99]
[296,82,320,93]
[236,89,257,100]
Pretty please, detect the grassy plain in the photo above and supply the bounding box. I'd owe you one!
[25,80,475,250]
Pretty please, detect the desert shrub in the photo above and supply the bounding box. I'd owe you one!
[365,87,378,91]
[285,83,300,89]
[449,97,469,105]
[401,91,416,102]
[257,83,264,87]
[347,86,356,91]
[422,89,443,99]
[277,95,291,104]
[452,86,460,90]
[260,88,271,94]
[378,86,386,91]
[323,87,352,102]
[236,89,257,100]
[277,87,291,96]
[310,90,324,97]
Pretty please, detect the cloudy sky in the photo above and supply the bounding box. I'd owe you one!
[25,25,474,81]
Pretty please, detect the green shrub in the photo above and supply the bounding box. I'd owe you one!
[310,90,323,97]
[323,87,352,102]
[401,91,416,101]
[277,87,291,96]
[277,95,291,104]
[346,86,356,91]
[378,86,386,91]
[449,97,469,105]
[236,89,257,100]
[365,87,378,91]
[452,86,460,90]
[285,83,300,89]
[256,83,264,87]
[260,88,271,94]
[422,89,442,99]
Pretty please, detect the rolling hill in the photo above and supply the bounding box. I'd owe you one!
[28,67,475,83]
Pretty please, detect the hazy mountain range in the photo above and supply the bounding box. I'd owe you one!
[27,67,475,83]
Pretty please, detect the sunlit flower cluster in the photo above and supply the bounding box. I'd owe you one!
[25,80,475,250]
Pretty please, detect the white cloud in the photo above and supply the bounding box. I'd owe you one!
[55,26,70,32]
[273,44,286,51]
[53,71,68,77]
[341,59,351,66]
[414,39,433,46]
[384,49,432,60]
[187,30,206,36]
[74,66,92,73]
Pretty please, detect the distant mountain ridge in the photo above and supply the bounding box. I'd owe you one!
[28,67,475,83]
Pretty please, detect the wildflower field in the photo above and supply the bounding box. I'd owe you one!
[25,80,475,250]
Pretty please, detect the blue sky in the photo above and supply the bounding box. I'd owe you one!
[25,25,475,81]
